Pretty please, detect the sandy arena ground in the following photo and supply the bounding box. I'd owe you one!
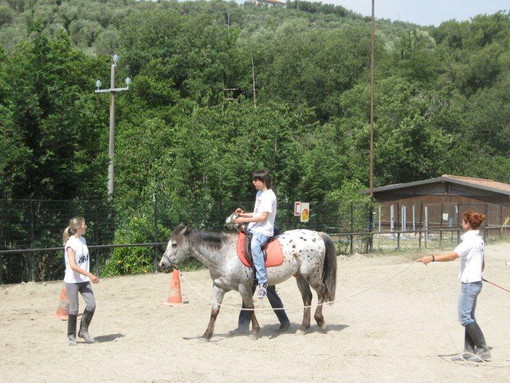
[1,243,510,382]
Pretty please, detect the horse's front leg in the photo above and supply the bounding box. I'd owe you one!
[295,275,312,333]
[202,285,226,341]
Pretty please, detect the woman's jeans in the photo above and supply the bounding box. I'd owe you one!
[458,281,482,327]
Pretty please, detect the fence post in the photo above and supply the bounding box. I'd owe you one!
[350,202,354,255]
[378,205,382,232]
[390,204,395,237]
[484,203,489,243]
[29,201,36,282]
[418,203,423,249]
[93,206,100,276]
[412,205,416,233]
[424,205,428,249]
[500,204,503,241]
[153,193,159,271]
[401,205,407,240]
[368,204,374,253]
[457,204,461,244]
[396,203,400,251]
[440,203,444,248]
[0,202,3,284]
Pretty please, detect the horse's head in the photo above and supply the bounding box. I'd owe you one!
[224,212,238,230]
[159,224,192,272]
[224,213,246,232]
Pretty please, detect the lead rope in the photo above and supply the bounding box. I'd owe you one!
[178,264,509,367]
[178,259,417,311]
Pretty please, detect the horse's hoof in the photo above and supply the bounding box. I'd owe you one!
[296,329,306,335]
[318,322,327,331]
[249,332,259,340]
[201,334,212,342]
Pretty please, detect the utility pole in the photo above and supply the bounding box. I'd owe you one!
[369,0,375,199]
[369,0,376,252]
[95,54,131,200]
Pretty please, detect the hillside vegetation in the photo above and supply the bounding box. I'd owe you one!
[1,0,509,221]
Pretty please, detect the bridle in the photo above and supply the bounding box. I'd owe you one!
[162,238,193,268]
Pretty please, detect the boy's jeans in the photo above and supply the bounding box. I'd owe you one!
[250,231,269,286]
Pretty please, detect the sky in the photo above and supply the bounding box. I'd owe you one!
[316,0,509,26]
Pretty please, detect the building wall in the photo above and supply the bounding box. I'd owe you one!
[373,193,510,230]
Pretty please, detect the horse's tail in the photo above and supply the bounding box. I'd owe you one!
[319,232,337,302]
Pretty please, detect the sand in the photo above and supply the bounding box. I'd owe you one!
[1,243,509,382]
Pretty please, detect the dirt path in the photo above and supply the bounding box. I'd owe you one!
[1,243,509,382]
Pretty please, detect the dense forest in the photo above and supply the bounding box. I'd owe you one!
[1,0,510,276]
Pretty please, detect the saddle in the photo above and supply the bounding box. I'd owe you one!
[236,231,283,268]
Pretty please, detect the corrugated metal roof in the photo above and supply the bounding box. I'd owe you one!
[366,174,510,196]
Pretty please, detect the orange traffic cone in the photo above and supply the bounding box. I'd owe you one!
[164,270,188,305]
[55,286,69,320]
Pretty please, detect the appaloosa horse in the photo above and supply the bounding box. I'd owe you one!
[159,224,337,340]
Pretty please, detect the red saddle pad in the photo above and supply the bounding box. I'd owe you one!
[236,232,283,268]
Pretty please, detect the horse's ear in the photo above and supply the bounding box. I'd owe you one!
[179,225,190,236]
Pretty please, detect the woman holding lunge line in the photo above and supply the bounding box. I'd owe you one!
[419,211,490,362]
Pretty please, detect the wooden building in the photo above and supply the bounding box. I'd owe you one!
[368,174,510,205]
[364,174,510,230]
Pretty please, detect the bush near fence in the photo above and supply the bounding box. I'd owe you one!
[2,199,510,284]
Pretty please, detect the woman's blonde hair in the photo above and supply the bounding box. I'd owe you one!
[62,217,85,245]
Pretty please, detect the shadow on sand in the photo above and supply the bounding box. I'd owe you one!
[183,323,350,341]
[94,333,125,343]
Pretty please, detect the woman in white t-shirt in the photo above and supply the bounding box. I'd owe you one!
[419,211,490,362]
[62,217,99,346]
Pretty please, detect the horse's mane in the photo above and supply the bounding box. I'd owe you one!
[189,228,228,250]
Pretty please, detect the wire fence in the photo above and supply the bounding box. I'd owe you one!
[2,199,510,284]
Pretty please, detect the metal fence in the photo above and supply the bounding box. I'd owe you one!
[2,199,510,284]
[0,200,115,284]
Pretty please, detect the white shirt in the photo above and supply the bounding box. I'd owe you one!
[454,230,484,283]
[247,189,277,237]
[64,236,90,283]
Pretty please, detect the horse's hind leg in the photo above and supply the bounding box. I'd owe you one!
[295,276,312,333]
[313,287,327,330]
[202,286,225,340]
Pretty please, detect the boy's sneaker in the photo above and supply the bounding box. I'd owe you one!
[257,284,267,299]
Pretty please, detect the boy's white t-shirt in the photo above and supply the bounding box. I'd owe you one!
[64,236,90,283]
[247,189,277,237]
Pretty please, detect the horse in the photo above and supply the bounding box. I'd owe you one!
[159,221,337,340]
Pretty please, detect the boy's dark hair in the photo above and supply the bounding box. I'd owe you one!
[252,169,271,189]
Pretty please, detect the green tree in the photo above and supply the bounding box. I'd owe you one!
[4,32,107,199]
